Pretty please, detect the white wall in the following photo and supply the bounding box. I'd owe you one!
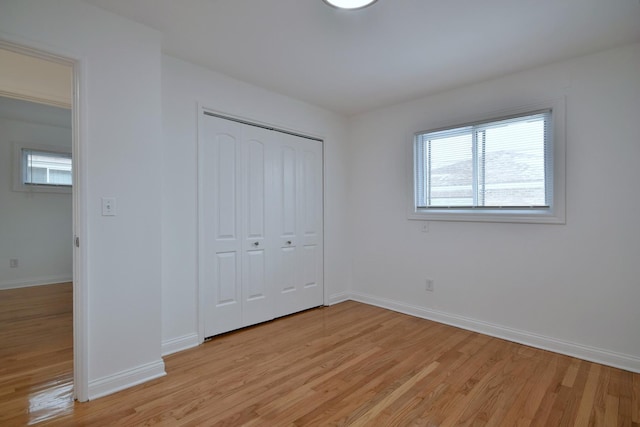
[0,0,164,398]
[161,55,351,354]
[348,43,640,372]
[0,109,72,289]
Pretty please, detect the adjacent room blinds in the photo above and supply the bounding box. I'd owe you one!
[22,149,72,187]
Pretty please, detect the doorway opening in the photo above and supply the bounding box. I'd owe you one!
[0,41,85,423]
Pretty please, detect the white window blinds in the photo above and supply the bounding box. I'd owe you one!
[22,149,72,187]
[415,111,551,209]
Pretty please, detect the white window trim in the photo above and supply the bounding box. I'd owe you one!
[407,98,566,224]
[13,142,72,194]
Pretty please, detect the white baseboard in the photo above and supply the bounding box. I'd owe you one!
[348,291,640,374]
[162,333,200,356]
[88,359,166,400]
[328,291,350,305]
[0,274,72,290]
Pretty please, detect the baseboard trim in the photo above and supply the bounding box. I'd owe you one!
[88,359,166,400]
[0,275,72,290]
[162,333,200,356]
[349,292,640,374]
[328,291,350,305]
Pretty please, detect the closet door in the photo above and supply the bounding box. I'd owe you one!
[272,133,323,317]
[200,116,243,337]
[240,125,274,327]
[200,112,323,338]
[298,138,323,311]
[272,133,300,317]
[201,116,276,337]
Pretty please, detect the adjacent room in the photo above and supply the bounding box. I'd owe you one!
[0,0,639,425]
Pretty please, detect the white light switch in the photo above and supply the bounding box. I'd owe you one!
[102,197,117,216]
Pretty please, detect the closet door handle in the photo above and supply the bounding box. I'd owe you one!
[287,240,292,245]
[253,242,259,246]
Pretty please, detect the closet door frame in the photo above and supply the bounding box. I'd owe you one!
[196,105,326,343]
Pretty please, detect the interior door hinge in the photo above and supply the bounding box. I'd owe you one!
[75,236,80,248]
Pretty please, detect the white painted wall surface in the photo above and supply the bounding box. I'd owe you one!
[348,43,640,371]
[161,55,351,354]
[0,114,72,289]
[0,0,164,397]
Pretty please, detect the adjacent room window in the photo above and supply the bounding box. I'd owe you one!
[409,102,565,223]
[13,143,72,193]
[23,149,72,186]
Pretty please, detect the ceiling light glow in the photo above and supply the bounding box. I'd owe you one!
[323,0,378,10]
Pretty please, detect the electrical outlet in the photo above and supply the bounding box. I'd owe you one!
[426,278,434,292]
[10,259,18,268]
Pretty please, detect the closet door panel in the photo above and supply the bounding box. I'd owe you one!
[273,133,323,317]
[241,127,274,326]
[272,136,301,317]
[245,139,266,240]
[280,145,297,239]
[301,147,322,241]
[201,116,243,337]
[242,247,269,325]
[215,252,238,304]
[216,136,238,239]
[298,140,324,310]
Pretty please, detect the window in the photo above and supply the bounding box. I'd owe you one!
[409,102,565,223]
[13,143,72,193]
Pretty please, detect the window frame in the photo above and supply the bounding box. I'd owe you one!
[13,142,72,194]
[407,99,566,224]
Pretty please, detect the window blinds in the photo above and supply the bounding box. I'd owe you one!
[415,111,550,209]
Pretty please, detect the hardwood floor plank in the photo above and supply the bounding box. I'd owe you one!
[504,355,548,425]
[574,364,602,426]
[349,361,440,426]
[562,358,581,387]
[619,368,635,427]
[2,288,639,426]
[634,373,640,423]
[606,395,621,427]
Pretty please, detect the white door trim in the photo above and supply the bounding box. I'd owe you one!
[0,36,89,402]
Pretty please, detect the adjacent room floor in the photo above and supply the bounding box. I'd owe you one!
[0,283,74,425]
[1,284,638,425]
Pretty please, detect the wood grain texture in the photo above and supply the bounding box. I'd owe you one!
[1,285,638,426]
[0,283,73,426]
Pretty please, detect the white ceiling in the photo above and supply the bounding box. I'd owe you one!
[83,0,640,116]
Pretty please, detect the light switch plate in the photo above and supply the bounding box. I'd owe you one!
[102,197,116,216]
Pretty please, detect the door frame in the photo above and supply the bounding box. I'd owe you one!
[196,105,326,343]
[0,37,88,401]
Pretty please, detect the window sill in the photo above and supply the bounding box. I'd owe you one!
[12,183,72,194]
[408,208,565,224]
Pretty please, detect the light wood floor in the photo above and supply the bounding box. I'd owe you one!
[1,284,638,426]
[0,282,73,426]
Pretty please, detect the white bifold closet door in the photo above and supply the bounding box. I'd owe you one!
[200,114,323,338]
[272,132,323,318]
